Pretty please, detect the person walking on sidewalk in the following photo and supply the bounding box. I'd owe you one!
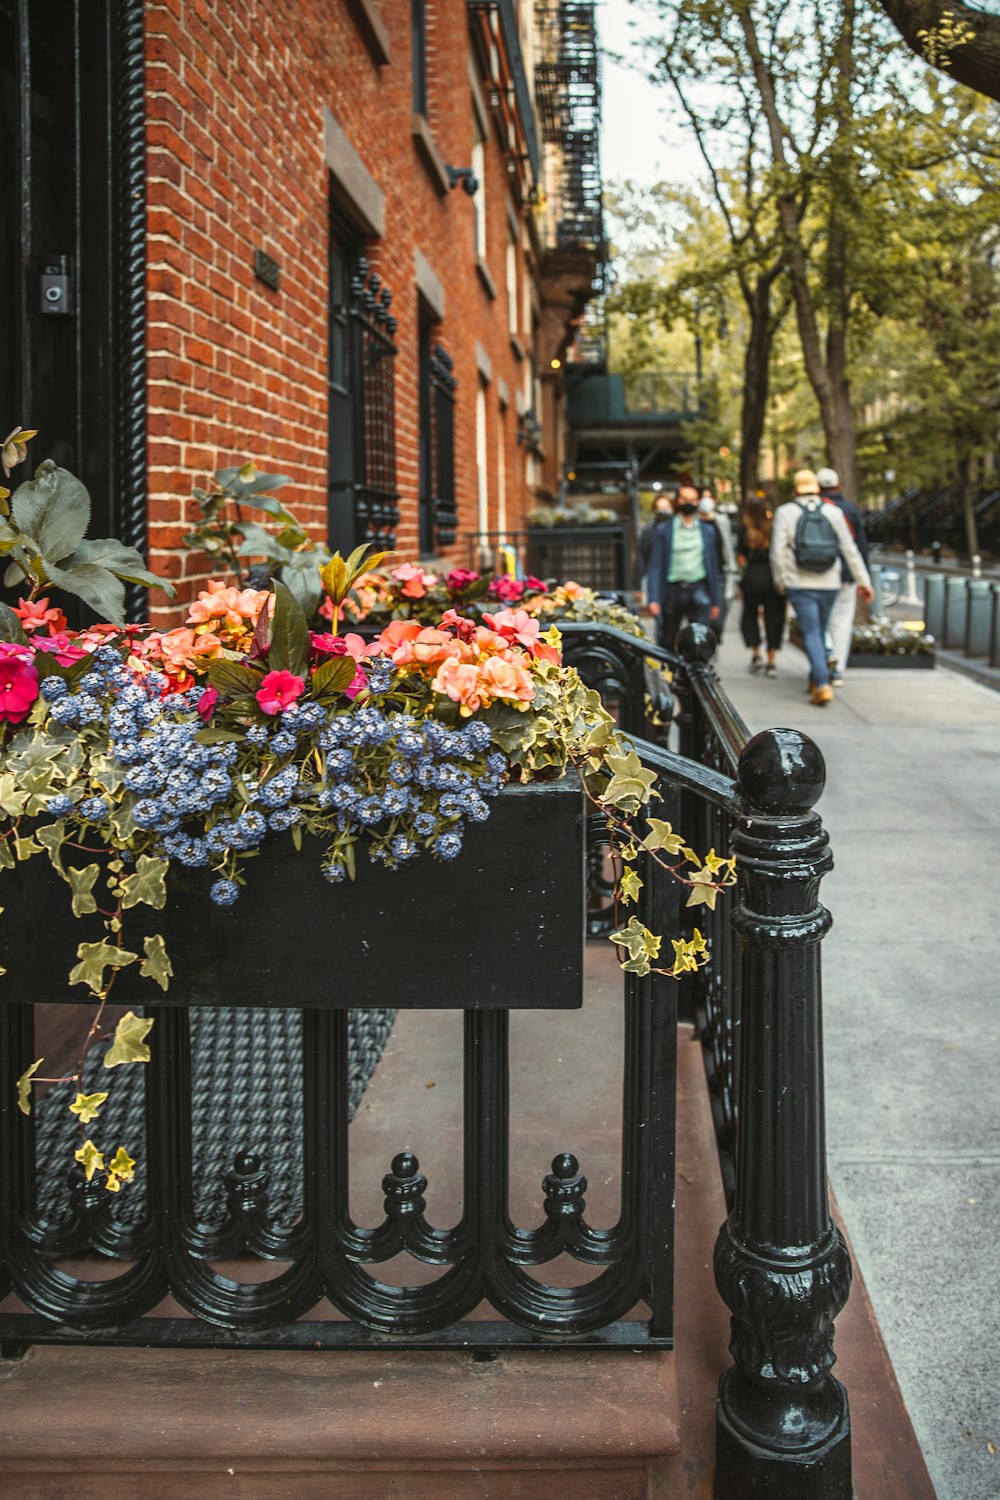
[737,496,784,676]
[633,492,674,599]
[817,465,870,684]
[646,480,724,650]
[770,470,874,706]
[697,490,737,638]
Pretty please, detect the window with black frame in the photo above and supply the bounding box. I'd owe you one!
[328,208,400,554]
[417,305,457,555]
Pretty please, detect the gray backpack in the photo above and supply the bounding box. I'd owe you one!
[793,502,840,573]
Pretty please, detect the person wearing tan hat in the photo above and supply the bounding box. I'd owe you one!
[770,470,874,706]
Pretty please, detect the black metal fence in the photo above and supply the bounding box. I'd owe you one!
[0,622,853,1497]
[464,527,630,593]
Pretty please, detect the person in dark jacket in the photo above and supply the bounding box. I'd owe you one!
[645,482,724,649]
[817,466,870,683]
[633,492,674,596]
[736,496,784,676]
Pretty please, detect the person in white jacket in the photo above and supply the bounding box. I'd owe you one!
[770,470,874,706]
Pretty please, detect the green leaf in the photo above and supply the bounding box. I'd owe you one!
[42,557,125,623]
[267,579,309,678]
[103,1010,155,1068]
[65,538,175,600]
[0,602,29,645]
[194,727,245,745]
[10,461,90,563]
[0,771,28,818]
[206,659,263,696]
[311,657,359,698]
[686,869,721,911]
[69,940,139,996]
[16,1058,43,1115]
[620,866,644,905]
[74,1139,104,1181]
[119,854,169,911]
[140,934,173,992]
[35,821,68,877]
[235,521,292,563]
[600,751,659,814]
[609,915,662,977]
[67,863,101,916]
[281,554,323,618]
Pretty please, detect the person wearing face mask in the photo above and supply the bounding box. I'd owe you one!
[646,480,724,649]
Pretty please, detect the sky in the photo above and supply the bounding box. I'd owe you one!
[598,0,703,194]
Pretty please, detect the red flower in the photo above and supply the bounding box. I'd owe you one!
[13,597,68,636]
[197,687,220,722]
[255,670,305,716]
[0,654,39,724]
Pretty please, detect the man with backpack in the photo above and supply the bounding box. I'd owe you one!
[770,470,874,706]
[817,466,870,684]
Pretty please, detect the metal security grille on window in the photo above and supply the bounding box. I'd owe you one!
[331,260,400,551]
[430,345,458,548]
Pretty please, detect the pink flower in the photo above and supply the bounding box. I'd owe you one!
[483,608,542,651]
[479,654,534,705]
[0,654,39,724]
[308,634,371,698]
[446,568,480,592]
[432,659,484,713]
[33,633,88,667]
[197,687,219,723]
[256,669,305,715]
[391,563,439,600]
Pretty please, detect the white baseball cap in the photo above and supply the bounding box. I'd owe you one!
[816,467,839,489]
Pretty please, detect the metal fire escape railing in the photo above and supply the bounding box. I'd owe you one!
[468,0,542,183]
[534,0,604,256]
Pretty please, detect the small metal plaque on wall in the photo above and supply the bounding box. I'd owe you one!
[254,248,280,290]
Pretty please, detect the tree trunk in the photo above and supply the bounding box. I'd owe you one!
[957,451,979,559]
[739,275,781,504]
[878,0,1000,102]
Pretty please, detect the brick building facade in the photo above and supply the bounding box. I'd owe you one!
[1,0,602,627]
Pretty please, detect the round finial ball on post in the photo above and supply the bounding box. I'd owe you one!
[737,727,826,813]
[675,621,718,663]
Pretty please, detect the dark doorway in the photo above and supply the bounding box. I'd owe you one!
[0,0,147,614]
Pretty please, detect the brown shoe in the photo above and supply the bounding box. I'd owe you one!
[809,684,834,706]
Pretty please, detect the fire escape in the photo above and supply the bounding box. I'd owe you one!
[534,0,604,261]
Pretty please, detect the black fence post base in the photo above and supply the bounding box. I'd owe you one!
[716,1367,851,1499]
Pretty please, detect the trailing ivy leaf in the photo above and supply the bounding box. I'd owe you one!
[14,834,41,861]
[0,838,14,869]
[74,1139,104,1182]
[0,602,28,645]
[268,579,309,678]
[206,659,263,696]
[609,915,662,977]
[642,819,685,856]
[600,751,659,814]
[107,1145,136,1183]
[686,869,721,910]
[620,866,644,905]
[67,863,100,916]
[311,656,359,698]
[0,771,28,818]
[10,461,90,563]
[34,822,67,877]
[103,1011,155,1068]
[69,1090,109,1123]
[119,854,169,911]
[140,934,173,993]
[70,941,138,996]
[16,1057,43,1115]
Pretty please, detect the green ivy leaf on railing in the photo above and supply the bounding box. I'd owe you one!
[67,863,100,917]
[70,941,138,996]
[103,1011,154,1069]
[119,855,169,911]
[69,1090,108,1123]
[16,1057,43,1116]
[140,935,173,993]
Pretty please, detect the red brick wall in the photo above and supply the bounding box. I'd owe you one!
[144,0,553,626]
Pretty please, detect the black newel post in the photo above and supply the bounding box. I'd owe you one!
[714,728,852,1499]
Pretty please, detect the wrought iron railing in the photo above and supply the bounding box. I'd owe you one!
[0,623,854,1496]
[330,260,400,551]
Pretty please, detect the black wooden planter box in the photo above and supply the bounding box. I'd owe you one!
[0,779,585,1010]
[849,651,935,669]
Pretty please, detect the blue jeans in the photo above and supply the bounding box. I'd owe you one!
[788,588,837,687]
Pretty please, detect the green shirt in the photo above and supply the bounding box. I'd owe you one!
[667,517,706,583]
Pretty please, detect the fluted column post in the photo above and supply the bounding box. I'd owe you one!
[714,728,852,1498]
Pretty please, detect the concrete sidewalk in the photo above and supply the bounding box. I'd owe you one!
[713,626,1000,1500]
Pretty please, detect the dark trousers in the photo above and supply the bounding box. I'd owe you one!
[658,579,712,651]
[740,564,785,652]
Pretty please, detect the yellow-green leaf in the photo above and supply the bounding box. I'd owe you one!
[0,770,27,818]
[70,941,138,996]
[16,1057,43,1115]
[67,863,100,917]
[139,934,173,993]
[620,866,644,905]
[74,1139,104,1181]
[69,1090,109,1123]
[600,750,658,813]
[103,1011,154,1068]
[686,869,720,910]
[108,1145,136,1183]
[642,819,685,856]
[119,854,169,911]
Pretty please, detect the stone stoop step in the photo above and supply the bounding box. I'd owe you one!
[0,1343,681,1500]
